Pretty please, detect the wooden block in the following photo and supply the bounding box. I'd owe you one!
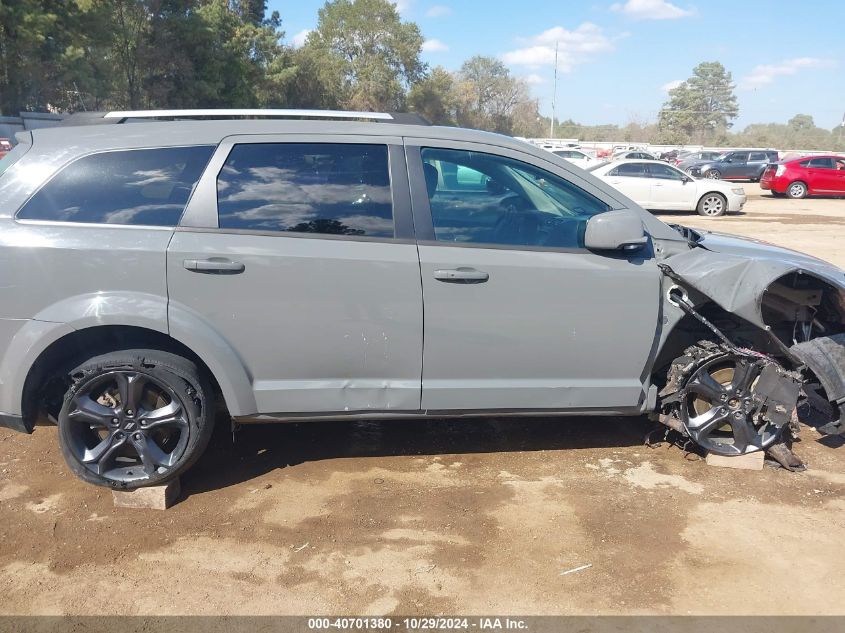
[112,478,181,510]
[705,451,764,471]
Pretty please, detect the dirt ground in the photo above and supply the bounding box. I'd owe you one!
[0,185,844,616]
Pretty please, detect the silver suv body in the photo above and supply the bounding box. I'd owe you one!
[1,111,843,488]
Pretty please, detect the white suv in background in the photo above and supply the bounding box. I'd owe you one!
[589,159,746,217]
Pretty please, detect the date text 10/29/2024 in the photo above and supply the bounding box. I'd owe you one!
[307,617,529,631]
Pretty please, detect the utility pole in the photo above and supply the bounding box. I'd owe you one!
[550,41,558,139]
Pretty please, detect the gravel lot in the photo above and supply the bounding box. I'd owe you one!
[1,185,843,616]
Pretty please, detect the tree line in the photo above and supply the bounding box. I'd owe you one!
[0,0,545,136]
[1,1,842,150]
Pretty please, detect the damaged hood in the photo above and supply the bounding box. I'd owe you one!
[663,229,845,327]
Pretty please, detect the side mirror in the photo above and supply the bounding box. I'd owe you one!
[584,210,648,251]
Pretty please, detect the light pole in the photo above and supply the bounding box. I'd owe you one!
[549,42,558,139]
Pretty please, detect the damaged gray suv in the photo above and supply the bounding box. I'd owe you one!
[1,109,843,489]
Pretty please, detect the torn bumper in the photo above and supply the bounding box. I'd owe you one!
[791,334,845,435]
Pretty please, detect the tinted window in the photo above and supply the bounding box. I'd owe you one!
[17,146,213,226]
[808,158,835,169]
[648,164,686,180]
[749,152,767,162]
[421,147,610,249]
[217,143,393,237]
[609,163,648,177]
[728,152,748,162]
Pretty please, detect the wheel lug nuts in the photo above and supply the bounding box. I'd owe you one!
[133,433,142,440]
[111,418,119,425]
[126,409,133,416]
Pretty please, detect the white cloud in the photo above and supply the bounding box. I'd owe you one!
[393,0,412,14]
[425,4,451,17]
[661,79,683,92]
[524,73,546,85]
[501,23,615,71]
[422,38,449,52]
[741,57,836,89]
[292,29,311,48]
[610,0,694,20]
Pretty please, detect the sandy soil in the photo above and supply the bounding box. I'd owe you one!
[0,185,843,616]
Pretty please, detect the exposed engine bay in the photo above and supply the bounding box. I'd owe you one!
[650,228,845,468]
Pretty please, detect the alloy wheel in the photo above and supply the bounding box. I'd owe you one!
[700,195,725,216]
[62,370,191,483]
[679,356,782,455]
[788,182,807,198]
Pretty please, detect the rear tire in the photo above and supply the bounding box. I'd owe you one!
[57,349,214,489]
[697,192,727,217]
[787,181,807,199]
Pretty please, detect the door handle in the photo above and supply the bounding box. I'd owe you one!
[433,267,489,283]
[183,258,245,274]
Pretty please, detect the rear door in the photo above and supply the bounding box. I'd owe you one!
[805,157,837,192]
[167,135,423,415]
[407,139,660,412]
[747,152,770,180]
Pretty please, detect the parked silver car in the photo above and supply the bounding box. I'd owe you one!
[0,110,842,488]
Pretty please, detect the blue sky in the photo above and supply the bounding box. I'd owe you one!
[268,0,845,129]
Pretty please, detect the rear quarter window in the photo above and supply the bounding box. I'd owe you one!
[16,145,215,226]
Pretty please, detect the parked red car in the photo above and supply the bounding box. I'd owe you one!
[760,155,845,198]
[0,138,12,159]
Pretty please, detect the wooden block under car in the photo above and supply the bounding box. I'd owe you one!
[112,478,181,510]
[705,451,764,471]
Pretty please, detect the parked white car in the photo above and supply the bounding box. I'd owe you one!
[588,159,746,217]
[550,148,595,170]
[612,150,658,161]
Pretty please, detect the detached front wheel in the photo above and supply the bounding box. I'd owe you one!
[57,349,214,489]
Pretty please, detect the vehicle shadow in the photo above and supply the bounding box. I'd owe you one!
[180,414,652,497]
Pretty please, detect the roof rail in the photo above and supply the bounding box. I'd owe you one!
[104,108,396,121]
[60,109,431,126]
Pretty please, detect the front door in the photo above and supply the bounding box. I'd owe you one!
[722,152,749,179]
[167,135,423,414]
[648,162,697,210]
[407,141,661,412]
[603,162,653,207]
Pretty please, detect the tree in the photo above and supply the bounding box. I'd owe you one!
[302,0,425,111]
[659,61,739,143]
[453,56,530,133]
[0,0,78,113]
[407,66,456,125]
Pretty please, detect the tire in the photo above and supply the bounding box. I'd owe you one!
[705,169,721,179]
[57,349,214,489]
[787,181,807,199]
[697,192,727,217]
